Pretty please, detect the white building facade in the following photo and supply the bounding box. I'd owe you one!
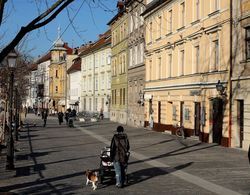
[67,57,81,112]
[80,31,111,118]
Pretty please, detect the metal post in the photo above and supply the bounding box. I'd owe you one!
[14,87,18,141]
[6,70,14,170]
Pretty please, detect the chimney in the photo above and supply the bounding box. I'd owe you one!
[117,1,124,12]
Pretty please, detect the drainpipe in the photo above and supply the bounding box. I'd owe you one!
[228,0,233,147]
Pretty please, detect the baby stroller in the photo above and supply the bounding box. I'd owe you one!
[99,146,129,184]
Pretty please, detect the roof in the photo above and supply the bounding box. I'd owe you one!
[67,57,81,74]
[107,1,126,25]
[63,43,73,55]
[79,30,111,56]
[29,63,38,71]
[141,0,171,17]
[36,52,51,64]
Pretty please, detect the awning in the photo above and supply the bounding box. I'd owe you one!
[58,100,65,106]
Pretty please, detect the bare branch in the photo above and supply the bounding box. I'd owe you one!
[0,0,75,63]
[0,0,7,26]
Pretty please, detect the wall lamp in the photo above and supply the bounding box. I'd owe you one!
[216,80,225,95]
[137,90,144,106]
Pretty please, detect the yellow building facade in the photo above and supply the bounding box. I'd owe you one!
[143,0,231,146]
[49,38,72,113]
[231,0,250,150]
[108,3,129,124]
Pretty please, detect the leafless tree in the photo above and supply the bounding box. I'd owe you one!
[0,0,76,63]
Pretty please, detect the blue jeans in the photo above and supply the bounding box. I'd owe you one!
[113,161,126,186]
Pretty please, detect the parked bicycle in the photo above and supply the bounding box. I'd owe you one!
[174,122,186,139]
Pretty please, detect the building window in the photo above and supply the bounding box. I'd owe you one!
[195,0,200,20]
[130,14,133,33]
[120,88,122,105]
[168,9,172,33]
[89,98,92,111]
[140,6,144,26]
[95,77,98,90]
[184,108,190,120]
[135,11,138,29]
[180,2,185,27]
[172,105,177,121]
[149,59,152,81]
[55,86,58,93]
[179,50,185,76]
[168,53,172,77]
[55,70,58,78]
[123,22,127,37]
[84,98,86,110]
[140,43,144,63]
[149,22,153,43]
[95,98,98,111]
[123,54,126,73]
[112,90,114,105]
[214,0,219,11]
[129,48,133,66]
[115,89,117,105]
[158,15,162,39]
[158,57,162,79]
[123,88,125,105]
[246,27,250,60]
[194,45,200,73]
[214,40,219,70]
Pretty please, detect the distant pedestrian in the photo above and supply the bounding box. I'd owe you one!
[99,108,104,120]
[149,111,154,129]
[58,112,64,125]
[43,110,48,127]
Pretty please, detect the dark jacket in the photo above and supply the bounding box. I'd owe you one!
[110,132,130,164]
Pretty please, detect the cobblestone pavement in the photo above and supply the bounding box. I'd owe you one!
[0,113,250,195]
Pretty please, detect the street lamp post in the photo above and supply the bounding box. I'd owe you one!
[14,86,19,141]
[6,50,17,170]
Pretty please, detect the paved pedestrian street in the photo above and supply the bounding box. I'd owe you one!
[0,114,250,195]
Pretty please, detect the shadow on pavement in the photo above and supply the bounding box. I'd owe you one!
[0,171,83,193]
[127,162,193,187]
[133,139,175,150]
[129,143,217,166]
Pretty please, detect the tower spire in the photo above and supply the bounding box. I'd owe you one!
[57,25,61,40]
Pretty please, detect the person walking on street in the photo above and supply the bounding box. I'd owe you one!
[58,112,64,125]
[43,109,48,127]
[99,108,104,120]
[110,126,130,188]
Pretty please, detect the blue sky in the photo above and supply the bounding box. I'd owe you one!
[0,0,117,59]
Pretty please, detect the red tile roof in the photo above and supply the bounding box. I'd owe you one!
[63,43,73,54]
[36,52,51,64]
[67,57,81,74]
[79,30,111,56]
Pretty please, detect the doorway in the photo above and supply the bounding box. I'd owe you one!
[194,102,201,136]
[158,101,161,124]
[180,101,184,126]
[237,100,244,148]
[211,98,223,144]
